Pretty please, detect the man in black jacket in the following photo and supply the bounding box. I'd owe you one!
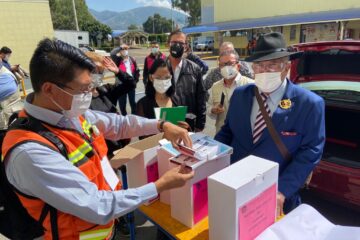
[167,30,207,132]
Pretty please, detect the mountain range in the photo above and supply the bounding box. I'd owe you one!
[89,6,189,30]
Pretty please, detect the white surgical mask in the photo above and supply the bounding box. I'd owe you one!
[3,55,10,62]
[121,50,128,57]
[51,85,93,118]
[151,47,159,54]
[254,72,283,93]
[220,66,238,79]
[153,78,172,94]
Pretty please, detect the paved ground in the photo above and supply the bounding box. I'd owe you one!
[6,47,359,240]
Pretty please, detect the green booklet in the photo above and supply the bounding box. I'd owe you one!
[154,106,188,125]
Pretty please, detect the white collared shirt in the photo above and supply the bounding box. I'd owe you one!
[124,58,133,76]
[173,59,183,84]
[250,79,288,131]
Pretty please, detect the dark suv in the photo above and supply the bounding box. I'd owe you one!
[290,41,360,211]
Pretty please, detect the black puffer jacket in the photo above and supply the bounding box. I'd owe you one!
[89,75,135,156]
[168,58,207,130]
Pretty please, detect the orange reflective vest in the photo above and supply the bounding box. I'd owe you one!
[2,110,121,239]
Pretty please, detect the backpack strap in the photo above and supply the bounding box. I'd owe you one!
[7,115,66,239]
[9,116,68,158]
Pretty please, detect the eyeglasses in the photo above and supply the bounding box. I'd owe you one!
[252,61,286,72]
[55,82,95,94]
[152,75,172,80]
[219,61,238,68]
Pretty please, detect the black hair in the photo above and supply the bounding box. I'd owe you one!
[0,46,12,54]
[145,58,174,98]
[29,38,96,93]
[167,29,186,43]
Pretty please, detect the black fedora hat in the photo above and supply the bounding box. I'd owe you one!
[245,32,295,62]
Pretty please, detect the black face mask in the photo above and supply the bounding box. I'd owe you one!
[170,43,184,58]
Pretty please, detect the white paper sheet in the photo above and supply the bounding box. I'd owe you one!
[256,204,360,240]
[101,156,120,190]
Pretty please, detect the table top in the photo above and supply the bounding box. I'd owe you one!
[138,200,284,240]
[139,200,209,240]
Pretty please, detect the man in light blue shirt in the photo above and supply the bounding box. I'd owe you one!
[3,39,194,238]
[0,60,22,129]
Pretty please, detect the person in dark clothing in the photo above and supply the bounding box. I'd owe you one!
[137,59,188,139]
[85,52,134,156]
[167,30,207,132]
[110,44,140,115]
[184,43,209,75]
[143,41,166,87]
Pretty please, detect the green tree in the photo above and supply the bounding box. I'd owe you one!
[173,0,201,26]
[128,24,138,30]
[143,14,172,34]
[49,0,112,43]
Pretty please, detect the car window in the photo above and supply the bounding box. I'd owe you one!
[297,50,360,76]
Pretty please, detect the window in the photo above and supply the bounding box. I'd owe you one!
[290,26,297,40]
[78,36,83,40]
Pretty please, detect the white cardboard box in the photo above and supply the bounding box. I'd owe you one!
[169,134,233,228]
[111,134,163,204]
[256,204,360,240]
[208,155,279,240]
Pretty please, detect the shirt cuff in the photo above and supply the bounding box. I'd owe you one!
[146,119,160,134]
[137,182,158,202]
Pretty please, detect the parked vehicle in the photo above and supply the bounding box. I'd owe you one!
[54,30,89,48]
[195,40,214,51]
[290,41,360,211]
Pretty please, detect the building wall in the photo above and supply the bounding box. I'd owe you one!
[201,0,214,24]
[0,0,54,70]
[214,0,360,23]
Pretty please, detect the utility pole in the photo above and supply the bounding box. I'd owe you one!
[171,0,174,31]
[72,0,79,31]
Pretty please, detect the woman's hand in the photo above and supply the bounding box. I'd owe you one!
[103,57,119,74]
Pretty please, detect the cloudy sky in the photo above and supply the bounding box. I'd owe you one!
[85,0,172,12]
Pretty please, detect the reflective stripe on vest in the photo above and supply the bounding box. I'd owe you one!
[79,226,113,240]
[67,141,93,165]
[82,120,92,138]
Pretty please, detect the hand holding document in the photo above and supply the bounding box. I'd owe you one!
[171,133,233,169]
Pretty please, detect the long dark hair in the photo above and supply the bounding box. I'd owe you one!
[145,58,174,98]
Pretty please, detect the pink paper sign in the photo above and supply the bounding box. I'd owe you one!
[193,178,208,224]
[146,162,159,183]
[238,184,277,240]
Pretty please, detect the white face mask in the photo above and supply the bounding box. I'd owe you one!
[3,54,10,61]
[254,72,283,93]
[220,66,238,79]
[121,50,128,57]
[153,78,172,94]
[151,47,159,54]
[52,85,93,118]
